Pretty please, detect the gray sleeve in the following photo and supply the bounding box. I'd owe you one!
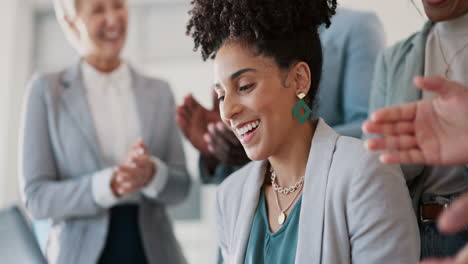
[347,153,420,263]
[333,13,386,138]
[216,188,228,264]
[147,83,191,205]
[19,75,103,221]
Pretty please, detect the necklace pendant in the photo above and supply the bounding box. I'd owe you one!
[278,212,286,225]
[445,67,450,79]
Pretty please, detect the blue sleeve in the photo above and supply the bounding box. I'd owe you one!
[333,13,386,138]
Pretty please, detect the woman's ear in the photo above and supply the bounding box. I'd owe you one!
[292,62,311,96]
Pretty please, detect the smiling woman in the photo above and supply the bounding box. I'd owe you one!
[19,0,191,263]
[186,0,420,263]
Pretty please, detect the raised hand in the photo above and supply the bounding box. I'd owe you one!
[363,76,468,165]
[176,90,220,154]
[111,140,156,197]
[204,121,250,166]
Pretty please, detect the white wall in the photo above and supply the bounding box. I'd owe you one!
[0,0,34,209]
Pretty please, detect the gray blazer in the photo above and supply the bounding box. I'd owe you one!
[19,62,191,264]
[216,120,420,264]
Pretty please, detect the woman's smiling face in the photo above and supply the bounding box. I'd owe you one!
[214,42,307,161]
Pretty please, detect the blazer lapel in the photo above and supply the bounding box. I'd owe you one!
[232,161,266,264]
[130,68,158,149]
[399,21,433,104]
[295,119,339,264]
[60,62,104,166]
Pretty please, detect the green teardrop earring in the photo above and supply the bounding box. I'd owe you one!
[292,92,312,124]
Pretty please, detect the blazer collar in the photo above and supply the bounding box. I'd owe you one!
[231,119,339,264]
[61,61,104,166]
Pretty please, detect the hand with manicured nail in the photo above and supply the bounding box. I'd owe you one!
[111,140,156,197]
[363,76,468,165]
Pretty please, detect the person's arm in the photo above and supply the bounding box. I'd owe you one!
[140,83,191,205]
[333,13,385,138]
[19,75,106,220]
[199,155,240,185]
[347,152,420,263]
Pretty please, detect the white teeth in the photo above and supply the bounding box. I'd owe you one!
[236,120,260,136]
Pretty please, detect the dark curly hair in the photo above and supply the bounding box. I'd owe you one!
[186,0,337,109]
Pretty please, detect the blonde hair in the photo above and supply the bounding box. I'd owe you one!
[53,0,83,53]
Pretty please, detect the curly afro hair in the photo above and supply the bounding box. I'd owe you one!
[186,0,337,110]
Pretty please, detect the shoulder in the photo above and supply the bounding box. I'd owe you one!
[334,8,379,24]
[322,8,384,49]
[380,23,429,66]
[332,8,382,33]
[26,69,67,99]
[329,136,405,192]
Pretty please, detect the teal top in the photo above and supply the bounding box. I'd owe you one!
[244,188,302,264]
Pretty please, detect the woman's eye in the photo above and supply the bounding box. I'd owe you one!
[217,96,225,103]
[239,84,255,91]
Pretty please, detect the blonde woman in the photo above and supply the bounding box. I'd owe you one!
[19,0,190,263]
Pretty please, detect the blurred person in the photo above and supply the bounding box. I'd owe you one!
[177,7,385,184]
[185,0,420,263]
[18,0,190,263]
[363,76,468,264]
[366,0,468,259]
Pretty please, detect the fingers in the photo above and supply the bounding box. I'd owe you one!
[176,106,190,131]
[363,120,415,136]
[414,76,465,100]
[378,149,426,164]
[370,102,418,123]
[365,135,418,151]
[117,164,148,183]
[214,122,240,146]
[206,126,230,153]
[438,192,468,234]
[113,172,141,195]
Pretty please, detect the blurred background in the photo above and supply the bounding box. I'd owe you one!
[0,0,426,262]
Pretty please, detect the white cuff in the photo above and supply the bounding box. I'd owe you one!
[91,167,120,208]
[141,156,169,199]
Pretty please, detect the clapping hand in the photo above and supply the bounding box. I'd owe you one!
[111,140,156,197]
